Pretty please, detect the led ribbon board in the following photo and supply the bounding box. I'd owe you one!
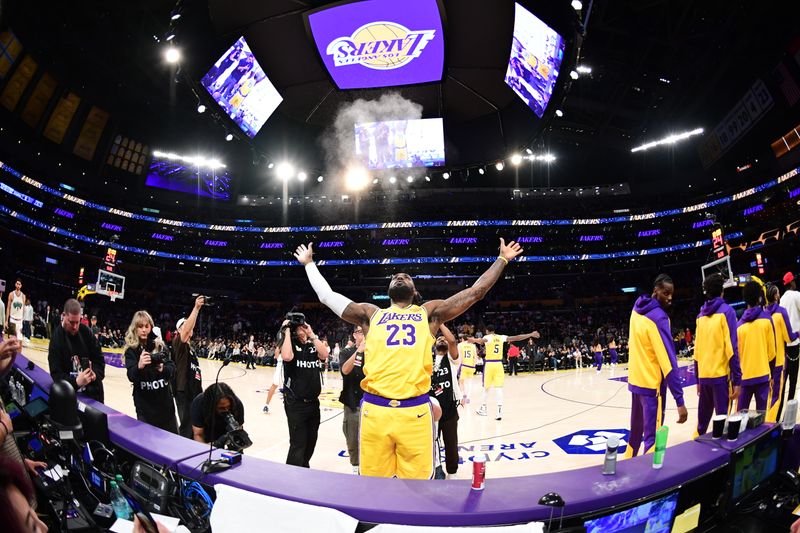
[305,0,445,89]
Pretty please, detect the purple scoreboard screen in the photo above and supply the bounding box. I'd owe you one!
[305,0,445,89]
[200,37,282,138]
[145,156,232,201]
[505,3,565,118]
[355,118,445,169]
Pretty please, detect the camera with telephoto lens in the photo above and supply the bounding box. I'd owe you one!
[149,350,166,366]
[217,412,252,452]
[285,312,306,327]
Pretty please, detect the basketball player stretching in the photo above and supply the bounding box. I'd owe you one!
[468,325,539,420]
[294,239,523,479]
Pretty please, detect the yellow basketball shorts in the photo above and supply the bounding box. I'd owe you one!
[460,364,475,378]
[483,361,505,388]
[359,393,434,479]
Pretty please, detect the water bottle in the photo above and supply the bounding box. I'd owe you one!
[17,381,26,405]
[9,377,18,403]
[109,481,132,520]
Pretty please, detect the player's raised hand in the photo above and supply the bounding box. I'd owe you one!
[498,238,523,262]
[294,243,314,265]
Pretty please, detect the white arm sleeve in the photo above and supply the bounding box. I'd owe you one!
[304,262,353,318]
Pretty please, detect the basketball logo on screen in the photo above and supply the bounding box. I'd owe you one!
[326,22,436,70]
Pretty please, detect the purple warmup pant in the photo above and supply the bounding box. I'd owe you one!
[738,381,770,411]
[771,366,783,407]
[627,385,667,457]
[594,352,603,371]
[609,349,618,364]
[696,382,730,435]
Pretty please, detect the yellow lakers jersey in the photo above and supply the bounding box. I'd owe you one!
[362,304,434,399]
[484,334,508,362]
[458,341,476,367]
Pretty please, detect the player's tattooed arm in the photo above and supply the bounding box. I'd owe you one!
[426,238,523,327]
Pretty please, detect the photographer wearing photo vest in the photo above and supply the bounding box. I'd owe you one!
[279,312,329,468]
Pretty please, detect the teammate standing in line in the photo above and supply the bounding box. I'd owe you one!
[737,281,777,412]
[468,325,539,420]
[693,273,741,436]
[294,238,524,479]
[780,272,800,418]
[6,280,25,340]
[457,333,478,405]
[623,274,688,458]
[765,283,796,421]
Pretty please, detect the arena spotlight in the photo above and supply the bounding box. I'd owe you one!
[442,172,450,180]
[165,32,176,42]
[345,166,370,190]
[267,163,274,169]
[389,176,397,184]
[317,175,324,182]
[170,9,182,21]
[555,109,564,117]
[424,176,431,182]
[495,161,505,171]
[510,154,523,166]
[631,128,704,153]
[373,178,379,184]
[165,46,181,64]
[275,162,295,181]
[571,0,583,10]
[576,65,592,74]
[197,104,206,113]
[478,168,485,175]
[225,133,233,142]
[297,171,307,181]
[569,70,579,80]
[406,175,414,183]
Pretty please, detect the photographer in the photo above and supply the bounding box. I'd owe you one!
[124,311,178,433]
[47,299,105,402]
[173,296,205,439]
[339,327,365,474]
[190,383,245,445]
[280,313,328,468]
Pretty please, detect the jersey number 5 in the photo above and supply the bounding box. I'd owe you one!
[386,324,416,346]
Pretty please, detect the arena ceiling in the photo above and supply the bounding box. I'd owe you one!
[5,0,800,201]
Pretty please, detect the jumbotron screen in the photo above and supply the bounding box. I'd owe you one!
[145,155,232,201]
[355,118,445,169]
[200,37,282,138]
[504,3,565,118]
[305,0,445,89]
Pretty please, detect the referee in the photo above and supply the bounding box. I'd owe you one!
[279,316,329,468]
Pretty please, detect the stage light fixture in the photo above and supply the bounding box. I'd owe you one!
[571,0,583,10]
[424,176,430,182]
[511,154,523,166]
[495,161,505,171]
[165,32,176,42]
[555,109,563,117]
[631,127,704,153]
[317,175,324,182]
[442,172,450,180]
[297,171,307,181]
[373,178,379,184]
[478,168,485,175]
[197,104,206,113]
[345,166,370,190]
[276,162,295,181]
[406,175,414,182]
[165,46,181,64]
[170,9,182,21]
[576,65,592,74]
[267,163,274,169]
[225,133,233,142]
[569,70,579,80]
[389,176,397,184]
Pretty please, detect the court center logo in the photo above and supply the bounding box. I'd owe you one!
[553,429,630,455]
[326,22,436,70]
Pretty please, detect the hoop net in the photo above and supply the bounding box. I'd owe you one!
[108,290,119,302]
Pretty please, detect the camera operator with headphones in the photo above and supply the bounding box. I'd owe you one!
[124,310,178,434]
[280,312,329,468]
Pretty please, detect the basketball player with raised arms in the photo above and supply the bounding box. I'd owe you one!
[294,239,524,479]
[468,325,539,420]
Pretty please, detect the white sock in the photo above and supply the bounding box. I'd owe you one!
[465,379,473,399]
[482,388,489,406]
[496,388,504,408]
